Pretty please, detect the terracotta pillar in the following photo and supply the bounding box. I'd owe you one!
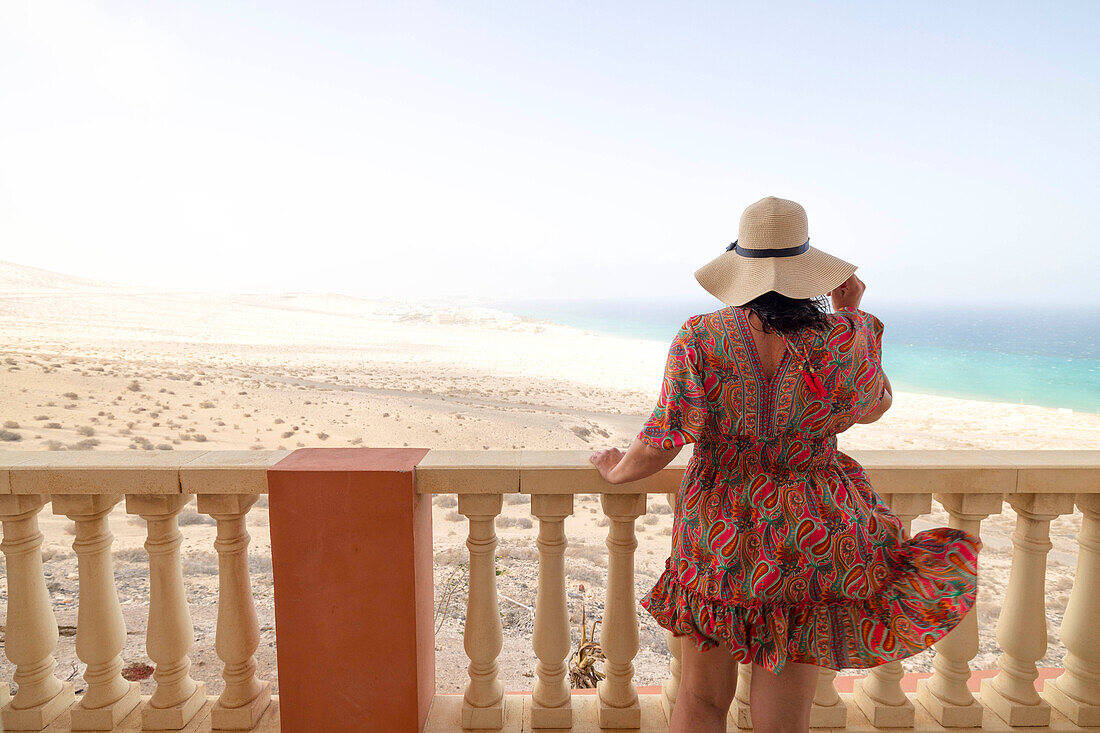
[268,448,432,733]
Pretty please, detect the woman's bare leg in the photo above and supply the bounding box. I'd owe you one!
[669,637,739,733]
[749,661,819,733]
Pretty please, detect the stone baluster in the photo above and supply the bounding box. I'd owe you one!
[458,493,505,729]
[853,493,931,728]
[53,494,140,730]
[1043,494,1100,726]
[127,494,206,730]
[811,669,847,728]
[530,493,573,729]
[916,493,1003,727]
[0,495,75,731]
[660,492,683,723]
[197,494,272,730]
[980,493,1074,726]
[597,492,645,729]
[733,662,753,728]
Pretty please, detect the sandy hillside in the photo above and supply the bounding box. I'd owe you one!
[0,258,1096,696]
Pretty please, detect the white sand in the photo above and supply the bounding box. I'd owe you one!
[1,258,1095,695]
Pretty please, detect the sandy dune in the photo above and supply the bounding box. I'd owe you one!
[0,259,1096,695]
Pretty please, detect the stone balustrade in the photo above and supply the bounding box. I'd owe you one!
[0,448,1097,732]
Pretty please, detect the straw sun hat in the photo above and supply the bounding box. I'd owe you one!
[694,196,856,306]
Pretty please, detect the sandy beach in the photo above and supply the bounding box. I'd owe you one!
[1,259,1097,697]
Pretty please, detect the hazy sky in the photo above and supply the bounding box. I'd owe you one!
[2,1,1098,304]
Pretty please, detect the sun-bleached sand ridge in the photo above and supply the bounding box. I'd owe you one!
[1,258,1097,696]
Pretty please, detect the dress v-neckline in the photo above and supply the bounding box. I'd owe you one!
[733,307,797,438]
[734,307,792,385]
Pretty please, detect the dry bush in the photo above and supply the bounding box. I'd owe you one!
[155,443,173,450]
[498,516,533,530]
[444,510,462,522]
[503,494,530,505]
[199,401,215,409]
[0,430,22,442]
[72,438,100,450]
[182,551,219,575]
[76,425,95,436]
[113,548,147,564]
[432,495,458,508]
[178,507,216,526]
[649,503,673,515]
[33,414,50,420]
[565,542,608,568]
[44,422,61,429]
[3,420,19,428]
[62,392,78,399]
[643,514,660,525]
[126,381,142,392]
[45,439,65,450]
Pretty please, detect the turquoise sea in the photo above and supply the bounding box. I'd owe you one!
[494,298,1100,414]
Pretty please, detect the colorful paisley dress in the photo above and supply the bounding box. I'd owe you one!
[638,306,981,673]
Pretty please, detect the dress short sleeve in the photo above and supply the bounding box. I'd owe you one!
[638,317,709,449]
[832,307,887,416]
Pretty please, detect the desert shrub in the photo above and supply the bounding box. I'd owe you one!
[45,440,65,450]
[127,381,141,392]
[62,392,79,399]
[192,433,207,442]
[182,551,218,575]
[566,542,608,568]
[643,515,660,525]
[155,443,173,450]
[273,418,284,424]
[199,401,215,409]
[503,494,530,505]
[0,430,22,441]
[178,508,216,526]
[280,431,294,439]
[498,516,533,529]
[3,420,19,428]
[76,425,95,436]
[33,415,49,420]
[433,495,458,508]
[444,510,462,522]
[44,422,61,429]
[72,439,100,450]
[649,503,673,515]
[316,432,329,440]
[113,548,147,563]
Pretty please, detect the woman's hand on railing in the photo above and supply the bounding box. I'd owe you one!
[590,438,681,484]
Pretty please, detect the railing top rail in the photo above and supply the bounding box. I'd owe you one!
[416,449,1100,496]
[1,449,1097,497]
[0,449,290,495]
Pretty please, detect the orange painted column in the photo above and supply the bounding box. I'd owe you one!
[268,448,433,732]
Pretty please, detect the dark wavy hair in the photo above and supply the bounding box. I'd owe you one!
[742,291,830,337]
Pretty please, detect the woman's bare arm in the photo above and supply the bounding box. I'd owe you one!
[856,373,893,424]
[589,438,682,484]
